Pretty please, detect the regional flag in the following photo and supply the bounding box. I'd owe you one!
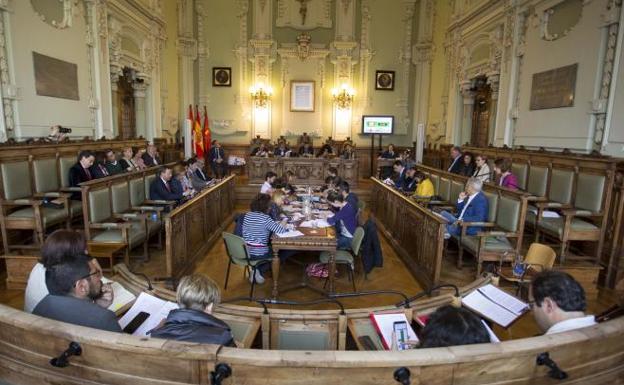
[203,106,211,154]
[194,105,204,158]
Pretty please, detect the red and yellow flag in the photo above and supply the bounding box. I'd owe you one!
[193,105,204,158]
[203,106,211,155]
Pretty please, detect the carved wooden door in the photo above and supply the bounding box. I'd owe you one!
[117,74,136,139]
[471,80,491,148]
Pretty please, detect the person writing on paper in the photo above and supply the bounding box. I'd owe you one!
[33,253,121,332]
[412,171,435,200]
[530,271,596,335]
[326,191,358,250]
[440,177,489,239]
[419,305,491,348]
[24,229,112,313]
[261,171,277,194]
[150,274,235,346]
[242,194,292,284]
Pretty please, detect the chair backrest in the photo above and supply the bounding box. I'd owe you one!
[111,182,131,213]
[59,156,75,188]
[222,232,251,266]
[438,178,451,201]
[129,177,146,206]
[32,158,60,193]
[549,168,574,204]
[527,165,549,197]
[351,227,365,255]
[496,195,521,233]
[357,200,366,211]
[483,191,498,222]
[450,181,464,202]
[145,174,156,200]
[429,174,440,192]
[1,161,32,200]
[574,173,605,213]
[275,322,332,350]
[511,163,529,190]
[88,188,112,223]
[524,243,556,271]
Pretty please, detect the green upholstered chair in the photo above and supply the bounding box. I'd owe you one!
[459,194,523,276]
[58,156,75,190]
[428,177,452,207]
[429,173,440,193]
[86,187,148,266]
[511,162,529,191]
[536,172,606,262]
[524,165,550,226]
[222,231,271,297]
[111,180,162,249]
[319,227,365,291]
[0,160,70,253]
[32,157,82,220]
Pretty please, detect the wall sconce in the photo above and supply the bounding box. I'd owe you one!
[331,84,355,109]
[250,83,273,108]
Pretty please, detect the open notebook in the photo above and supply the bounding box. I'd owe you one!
[462,284,529,328]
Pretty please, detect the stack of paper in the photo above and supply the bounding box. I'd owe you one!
[462,284,529,328]
[276,230,305,238]
[299,219,331,228]
[101,277,136,313]
[118,292,178,336]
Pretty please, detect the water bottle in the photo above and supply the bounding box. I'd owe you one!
[512,253,526,277]
[151,212,158,222]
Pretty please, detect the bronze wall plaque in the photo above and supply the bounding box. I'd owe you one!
[33,52,79,100]
[529,63,577,110]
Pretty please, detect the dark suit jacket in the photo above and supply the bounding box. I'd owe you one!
[393,168,408,189]
[33,295,121,332]
[403,177,417,193]
[346,193,359,208]
[150,177,183,201]
[142,153,161,167]
[456,192,489,235]
[106,161,124,175]
[68,163,93,200]
[274,147,289,157]
[448,155,463,174]
[90,163,110,179]
[380,150,396,159]
[208,147,225,164]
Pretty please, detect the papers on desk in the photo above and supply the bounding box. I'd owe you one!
[370,312,418,350]
[276,230,305,238]
[383,178,395,186]
[299,219,331,228]
[118,292,178,336]
[462,284,529,328]
[528,207,560,218]
[101,277,136,313]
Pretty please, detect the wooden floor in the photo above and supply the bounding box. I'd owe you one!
[0,183,618,341]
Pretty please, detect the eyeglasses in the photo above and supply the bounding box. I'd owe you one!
[79,270,100,281]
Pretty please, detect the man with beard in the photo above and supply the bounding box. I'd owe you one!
[33,254,121,332]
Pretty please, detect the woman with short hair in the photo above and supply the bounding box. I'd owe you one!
[419,305,491,348]
[494,158,519,190]
[472,154,491,183]
[150,274,235,346]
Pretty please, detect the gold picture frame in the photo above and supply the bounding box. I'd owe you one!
[290,80,315,112]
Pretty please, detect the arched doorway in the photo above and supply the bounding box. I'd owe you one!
[117,67,136,139]
[471,76,491,148]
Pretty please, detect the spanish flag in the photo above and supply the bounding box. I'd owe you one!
[193,105,204,158]
[203,106,211,154]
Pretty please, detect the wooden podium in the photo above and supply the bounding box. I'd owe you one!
[247,157,358,186]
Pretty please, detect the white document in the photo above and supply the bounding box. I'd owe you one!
[370,312,418,350]
[478,284,529,315]
[462,284,528,328]
[299,219,331,228]
[118,292,178,336]
[528,207,560,218]
[100,277,136,313]
[276,230,305,238]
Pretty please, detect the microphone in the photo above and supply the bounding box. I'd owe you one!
[331,290,411,309]
[130,270,153,291]
[396,284,461,308]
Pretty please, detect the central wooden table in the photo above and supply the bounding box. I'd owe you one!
[270,226,337,299]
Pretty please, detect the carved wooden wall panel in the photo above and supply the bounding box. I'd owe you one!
[248,157,359,186]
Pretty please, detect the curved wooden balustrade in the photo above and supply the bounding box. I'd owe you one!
[0,265,622,384]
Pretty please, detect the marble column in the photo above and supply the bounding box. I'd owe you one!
[110,73,120,136]
[460,80,475,146]
[133,82,148,139]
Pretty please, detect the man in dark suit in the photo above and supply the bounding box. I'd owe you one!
[274,143,289,157]
[440,177,489,238]
[150,167,184,202]
[403,166,418,193]
[188,158,212,191]
[208,140,227,178]
[391,160,408,190]
[33,254,121,333]
[90,153,110,179]
[68,150,95,200]
[142,144,161,167]
[448,146,463,174]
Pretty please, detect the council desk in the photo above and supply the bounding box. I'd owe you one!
[248,157,358,186]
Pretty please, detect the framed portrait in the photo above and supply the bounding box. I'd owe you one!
[290,80,315,112]
[212,67,232,87]
[375,70,395,91]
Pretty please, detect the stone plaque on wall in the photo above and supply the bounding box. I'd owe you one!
[529,63,577,110]
[33,52,79,100]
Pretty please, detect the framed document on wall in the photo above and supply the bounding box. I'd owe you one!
[290,80,315,112]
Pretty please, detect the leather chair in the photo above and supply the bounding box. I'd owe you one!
[511,162,529,191]
[31,157,82,220]
[129,172,175,210]
[428,177,451,207]
[111,180,162,249]
[319,227,365,291]
[0,160,70,253]
[524,165,550,226]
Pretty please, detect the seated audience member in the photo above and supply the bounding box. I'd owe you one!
[341,143,355,159]
[460,152,476,177]
[472,154,491,183]
[90,153,111,179]
[33,253,121,332]
[326,191,358,250]
[447,146,463,174]
[69,150,95,200]
[274,142,290,157]
[241,194,290,283]
[403,167,418,193]
[132,148,148,170]
[208,140,227,178]
[299,142,314,157]
[337,180,358,208]
[150,274,235,346]
[531,271,596,335]
[104,149,124,175]
[142,144,161,167]
[261,171,277,194]
[251,143,270,157]
[413,171,435,200]
[24,230,111,313]
[391,160,408,189]
[46,125,68,143]
[440,177,489,238]
[379,144,397,159]
[269,190,286,221]
[173,163,196,198]
[317,143,334,158]
[494,158,519,190]
[119,147,138,172]
[328,167,338,179]
[150,167,184,202]
[419,305,491,348]
[282,170,296,195]
[188,157,212,191]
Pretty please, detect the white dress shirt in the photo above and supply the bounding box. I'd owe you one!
[260,181,272,194]
[546,315,597,335]
[458,192,479,220]
[24,263,47,313]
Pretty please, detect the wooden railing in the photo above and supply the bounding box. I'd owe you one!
[370,178,446,289]
[164,175,236,278]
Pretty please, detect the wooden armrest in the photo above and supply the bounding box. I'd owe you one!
[144,199,176,206]
[2,199,42,206]
[60,187,81,192]
[90,222,131,229]
[526,195,547,202]
[535,201,571,209]
[459,221,495,228]
[132,205,164,212]
[476,230,518,237]
[112,213,148,220]
[33,192,71,199]
[561,209,599,217]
